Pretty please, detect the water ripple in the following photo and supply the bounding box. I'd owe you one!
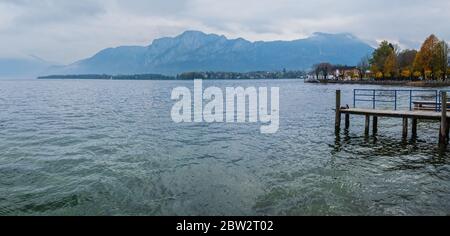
[0,79,449,215]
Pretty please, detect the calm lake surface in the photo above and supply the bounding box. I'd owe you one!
[0,79,449,216]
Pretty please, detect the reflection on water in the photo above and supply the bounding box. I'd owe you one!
[0,79,449,216]
[334,129,450,166]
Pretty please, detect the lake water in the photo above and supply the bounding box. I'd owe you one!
[0,79,449,216]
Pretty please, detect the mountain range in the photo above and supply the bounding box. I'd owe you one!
[2,31,375,77]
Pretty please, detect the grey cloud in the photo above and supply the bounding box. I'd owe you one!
[113,0,189,16]
[1,0,105,25]
[0,0,449,63]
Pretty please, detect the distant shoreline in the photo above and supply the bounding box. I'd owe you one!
[36,76,304,81]
[37,74,175,80]
[308,79,450,87]
[37,71,306,81]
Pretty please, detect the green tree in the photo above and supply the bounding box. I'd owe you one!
[433,40,449,80]
[370,41,395,79]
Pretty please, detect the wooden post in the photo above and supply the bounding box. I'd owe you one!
[345,114,350,129]
[447,119,450,140]
[402,117,408,138]
[335,90,341,129]
[365,115,370,135]
[440,91,448,145]
[412,118,418,138]
[373,116,378,135]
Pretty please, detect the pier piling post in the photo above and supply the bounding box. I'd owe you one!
[373,116,378,135]
[446,119,450,140]
[402,117,408,139]
[412,118,418,138]
[335,90,341,130]
[345,114,350,129]
[365,115,370,135]
[440,91,448,145]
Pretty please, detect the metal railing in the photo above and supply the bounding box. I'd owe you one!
[353,89,450,111]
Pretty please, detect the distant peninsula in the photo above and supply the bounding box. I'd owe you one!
[37,70,307,80]
[37,74,175,80]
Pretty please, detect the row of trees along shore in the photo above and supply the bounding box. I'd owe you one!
[366,34,449,80]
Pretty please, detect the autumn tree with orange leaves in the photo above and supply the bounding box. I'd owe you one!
[413,34,449,80]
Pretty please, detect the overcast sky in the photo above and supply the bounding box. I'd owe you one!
[1,0,449,64]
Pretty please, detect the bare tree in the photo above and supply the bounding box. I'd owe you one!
[313,63,333,79]
[357,55,371,80]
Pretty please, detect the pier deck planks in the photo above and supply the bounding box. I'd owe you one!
[340,108,450,120]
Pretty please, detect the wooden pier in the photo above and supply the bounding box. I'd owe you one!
[335,90,450,145]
